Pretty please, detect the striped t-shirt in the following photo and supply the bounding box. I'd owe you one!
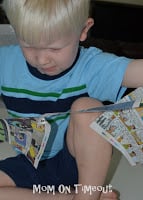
[0,45,131,158]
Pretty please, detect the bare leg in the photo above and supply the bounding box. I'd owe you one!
[66,97,113,200]
[0,97,118,200]
[0,187,117,200]
[0,171,16,187]
[0,166,117,200]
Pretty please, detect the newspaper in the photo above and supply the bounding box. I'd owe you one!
[90,87,143,166]
[1,87,143,168]
[0,117,51,168]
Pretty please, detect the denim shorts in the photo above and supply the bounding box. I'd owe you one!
[0,138,78,189]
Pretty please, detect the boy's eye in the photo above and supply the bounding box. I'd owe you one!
[22,46,33,50]
[49,48,61,52]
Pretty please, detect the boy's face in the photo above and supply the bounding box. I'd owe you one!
[19,34,80,76]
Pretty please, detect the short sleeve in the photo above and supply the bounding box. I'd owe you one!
[80,47,132,102]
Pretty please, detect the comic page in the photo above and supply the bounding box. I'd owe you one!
[90,87,143,166]
[0,117,51,168]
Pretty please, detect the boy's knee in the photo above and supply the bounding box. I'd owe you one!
[71,97,103,112]
[70,97,103,124]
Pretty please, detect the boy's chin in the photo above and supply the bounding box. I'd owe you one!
[38,67,61,76]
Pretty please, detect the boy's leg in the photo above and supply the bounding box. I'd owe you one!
[0,171,16,187]
[0,187,117,200]
[0,97,117,200]
[66,97,113,200]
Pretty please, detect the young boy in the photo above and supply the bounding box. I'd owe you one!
[0,0,143,200]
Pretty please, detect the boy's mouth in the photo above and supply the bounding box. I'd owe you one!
[38,66,57,74]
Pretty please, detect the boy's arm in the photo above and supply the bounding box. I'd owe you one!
[0,187,74,200]
[122,59,143,88]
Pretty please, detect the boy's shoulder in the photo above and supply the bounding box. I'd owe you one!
[79,46,114,64]
[0,44,21,52]
[0,45,23,60]
[80,46,102,56]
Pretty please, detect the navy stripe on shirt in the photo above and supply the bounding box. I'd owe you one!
[2,93,89,114]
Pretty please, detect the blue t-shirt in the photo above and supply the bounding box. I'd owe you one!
[0,45,131,158]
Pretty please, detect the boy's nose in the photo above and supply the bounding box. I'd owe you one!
[37,54,51,66]
[38,57,50,66]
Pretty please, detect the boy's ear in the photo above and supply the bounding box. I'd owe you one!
[80,18,94,42]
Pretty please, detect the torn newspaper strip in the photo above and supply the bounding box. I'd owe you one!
[90,87,143,166]
[0,117,51,168]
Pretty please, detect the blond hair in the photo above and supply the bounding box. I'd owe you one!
[3,0,90,45]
